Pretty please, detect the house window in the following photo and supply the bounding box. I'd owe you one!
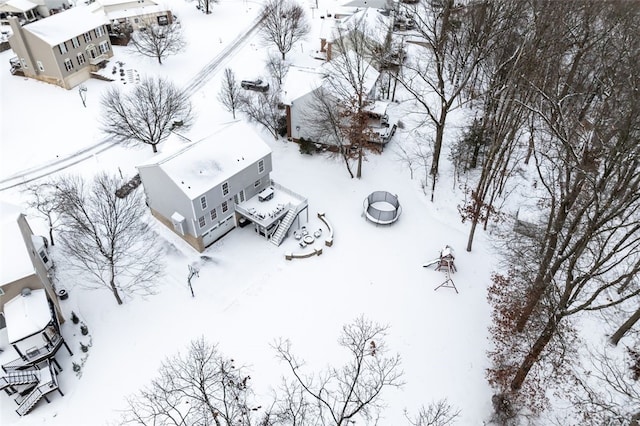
[98,41,110,54]
[222,182,229,196]
[36,61,44,71]
[200,196,207,209]
[198,216,206,228]
[95,26,105,38]
[77,52,86,66]
[254,179,261,188]
[83,32,92,43]
[222,201,229,213]
[58,42,67,54]
[258,159,265,173]
[21,58,28,68]
[210,209,217,221]
[71,37,80,48]
[39,250,49,264]
[64,58,73,71]
[157,15,168,25]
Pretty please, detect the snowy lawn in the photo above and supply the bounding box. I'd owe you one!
[0,0,497,424]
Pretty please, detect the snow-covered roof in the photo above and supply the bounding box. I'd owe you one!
[340,0,393,9]
[330,7,391,46]
[364,100,389,116]
[4,289,52,343]
[281,65,326,105]
[104,4,166,21]
[282,52,379,106]
[0,201,34,286]
[96,0,160,7]
[22,5,108,46]
[137,122,272,200]
[324,50,380,97]
[88,0,167,22]
[0,0,37,13]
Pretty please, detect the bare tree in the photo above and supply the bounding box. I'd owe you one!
[303,86,356,178]
[566,344,640,426]
[405,399,461,426]
[611,306,640,346]
[217,68,241,119]
[122,337,265,425]
[131,20,186,65]
[101,76,193,153]
[306,16,382,179]
[23,182,61,246]
[274,316,403,425]
[399,0,507,200]
[129,20,186,65]
[260,0,310,60]
[238,89,283,140]
[53,173,163,305]
[265,52,290,86]
[196,0,219,15]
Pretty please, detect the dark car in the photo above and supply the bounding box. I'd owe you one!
[241,79,269,92]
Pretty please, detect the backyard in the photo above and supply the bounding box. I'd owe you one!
[0,0,497,424]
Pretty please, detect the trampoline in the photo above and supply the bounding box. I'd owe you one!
[363,191,402,225]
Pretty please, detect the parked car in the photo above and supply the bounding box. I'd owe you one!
[241,79,269,92]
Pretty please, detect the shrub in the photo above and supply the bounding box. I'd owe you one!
[299,137,315,155]
[277,116,288,137]
[80,324,89,336]
[80,342,89,353]
[71,311,80,324]
[72,362,81,372]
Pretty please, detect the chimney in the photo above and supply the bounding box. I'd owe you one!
[7,16,36,73]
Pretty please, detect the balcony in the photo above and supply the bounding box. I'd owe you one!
[2,333,64,373]
[9,56,24,76]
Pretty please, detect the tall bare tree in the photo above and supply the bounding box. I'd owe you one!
[260,0,310,60]
[53,173,164,305]
[217,68,241,119]
[122,337,265,425]
[399,0,506,201]
[610,306,640,346]
[486,1,640,415]
[23,182,61,246]
[101,76,193,153]
[265,52,290,86]
[274,316,403,425]
[238,89,283,140]
[305,13,383,179]
[196,0,218,15]
[303,86,357,178]
[129,20,186,65]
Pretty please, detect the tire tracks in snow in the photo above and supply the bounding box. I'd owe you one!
[0,14,264,192]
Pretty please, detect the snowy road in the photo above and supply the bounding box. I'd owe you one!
[0,13,265,192]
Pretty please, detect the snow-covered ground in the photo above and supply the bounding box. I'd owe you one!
[0,0,498,424]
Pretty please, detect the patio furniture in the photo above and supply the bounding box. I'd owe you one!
[258,186,275,202]
[294,231,301,240]
[313,229,322,238]
[303,235,314,245]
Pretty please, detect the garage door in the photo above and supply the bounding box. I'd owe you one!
[202,216,235,247]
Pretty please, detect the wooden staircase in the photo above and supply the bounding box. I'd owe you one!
[270,208,297,246]
[16,361,58,416]
[0,369,39,391]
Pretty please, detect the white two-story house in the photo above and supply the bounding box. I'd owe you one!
[137,122,308,252]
